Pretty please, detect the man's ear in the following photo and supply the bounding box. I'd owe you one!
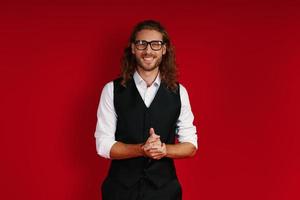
[131,43,135,54]
[162,44,166,55]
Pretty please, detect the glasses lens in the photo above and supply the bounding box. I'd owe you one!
[135,40,147,50]
[150,41,163,50]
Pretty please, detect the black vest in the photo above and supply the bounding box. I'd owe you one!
[107,77,181,189]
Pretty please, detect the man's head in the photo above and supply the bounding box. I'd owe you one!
[121,20,178,91]
[131,29,166,72]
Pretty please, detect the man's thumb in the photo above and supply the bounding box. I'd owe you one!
[149,128,155,135]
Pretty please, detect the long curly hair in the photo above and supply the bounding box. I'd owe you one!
[120,20,178,91]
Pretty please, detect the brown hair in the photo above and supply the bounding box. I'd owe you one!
[120,20,178,91]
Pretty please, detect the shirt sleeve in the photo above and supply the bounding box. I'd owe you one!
[176,84,198,149]
[94,81,117,159]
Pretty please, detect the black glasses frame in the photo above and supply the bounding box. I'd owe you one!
[134,40,165,51]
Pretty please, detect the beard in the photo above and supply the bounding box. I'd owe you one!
[135,53,163,72]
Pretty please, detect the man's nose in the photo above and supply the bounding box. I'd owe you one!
[145,44,152,53]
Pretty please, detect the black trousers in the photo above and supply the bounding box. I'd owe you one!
[101,177,182,200]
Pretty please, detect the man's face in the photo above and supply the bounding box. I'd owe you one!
[131,29,166,72]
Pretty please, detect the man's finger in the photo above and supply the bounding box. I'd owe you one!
[145,136,160,146]
[152,155,163,159]
[149,138,161,144]
[142,144,152,151]
[149,148,162,153]
[149,135,160,142]
[143,142,161,151]
[150,152,164,158]
[149,128,155,135]
[150,142,162,148]
[149,128,159,138]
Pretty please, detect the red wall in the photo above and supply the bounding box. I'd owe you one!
[1,1,300,199]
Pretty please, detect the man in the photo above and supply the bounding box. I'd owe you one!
[94,20,198,200]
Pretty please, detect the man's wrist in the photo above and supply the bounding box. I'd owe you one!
[164,143,169,158]
[139,143,146,157]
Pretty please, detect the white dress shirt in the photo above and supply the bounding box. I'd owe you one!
[94,71,198,159]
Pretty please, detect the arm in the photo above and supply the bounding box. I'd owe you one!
[165,142,196,159]
[94,82,149,160]
[110,142,144,160]
[174,84,198,157]
[94,82,117,159]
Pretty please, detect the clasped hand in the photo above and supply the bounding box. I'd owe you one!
[141,128,167,160]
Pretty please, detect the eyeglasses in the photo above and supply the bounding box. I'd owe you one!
[134,40,165,51]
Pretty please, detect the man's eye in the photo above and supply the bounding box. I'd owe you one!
[152,42,161,46]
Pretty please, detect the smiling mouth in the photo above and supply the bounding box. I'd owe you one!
[143,56,155,63]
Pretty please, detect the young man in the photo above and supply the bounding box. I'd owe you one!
[94,20,198,200]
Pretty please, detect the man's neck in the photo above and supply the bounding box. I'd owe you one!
[136,67,159,87]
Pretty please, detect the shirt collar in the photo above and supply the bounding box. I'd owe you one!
[133,70,161,87]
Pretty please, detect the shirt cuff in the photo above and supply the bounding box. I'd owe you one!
[96,138,117,159]
[177,129,198,149]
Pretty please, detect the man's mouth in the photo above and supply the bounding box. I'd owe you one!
[143,56,155,63]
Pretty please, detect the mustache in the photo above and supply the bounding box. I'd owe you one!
[141,53,156,57]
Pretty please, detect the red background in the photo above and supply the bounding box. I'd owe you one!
[1,1,300,199]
